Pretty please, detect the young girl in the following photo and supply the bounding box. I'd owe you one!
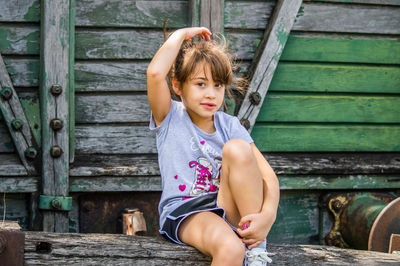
[147,27,279,266]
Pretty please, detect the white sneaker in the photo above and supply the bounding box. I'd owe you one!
[243,239,272,266]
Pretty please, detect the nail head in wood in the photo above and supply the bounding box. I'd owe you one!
[0,87,12,100]
[50,84,62,96]
[11,119,23,131]
[50,118,64,131]
[249,91,262,105]
[25,147,38,160]
[50,145,63,158]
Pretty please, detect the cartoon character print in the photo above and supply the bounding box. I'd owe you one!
[189,157,222,196]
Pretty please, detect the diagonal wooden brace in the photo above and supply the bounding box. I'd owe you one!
[237,0,303,132]
[0,53,39,175]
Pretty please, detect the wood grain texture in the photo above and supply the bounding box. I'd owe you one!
[270,63,400,93]
[252,124,400,152]
[76,94,149,123]
[0,0,39,22]
[303,0,400,5]
[69,153,400,177]
[75,0,188,27]
[0,124,13,152]
[0,153,28,176]
[224,1,400,34]
[75,61,148,91]
[23,231,400,265]
[0,54,38,174]
[40,0,71,232]
[0,26,40,55]
[2,58,40,87]
[0,177,38,192]
[257,93,400,123]
[237,0,303,132]
[75,125,156,154]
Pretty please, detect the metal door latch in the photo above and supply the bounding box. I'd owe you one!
[39,195,72,211]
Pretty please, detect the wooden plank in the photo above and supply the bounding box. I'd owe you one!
[75,0,188,27]
[23,231,400,265]
[237,0,303,132]
[257,93,400,123]
[76,93,400,124]
[70,176,162,192]
[0,177,38,193]
[279,175,400,190]
[270,191,319,244]
[69,153,400,177]
[0,54,39,174]
[75,30,400,62]
[75,61,148,92]
[193,0,224,34]
[75,125,157,154]
[0,26,40,55]
[40,0,72,233]
[269,63,400,94]
[75,94,149,123]
[252,124,400,152]
[69,175,400,192]
[70,154,160,177]
[0,0,39,22]
[303,0,400,6]
[0,154,28,176]
[75,29,164,59]
[224,1,400,34]
[294,3,400,34]
[226,31,400,63]
[0,194,30,230]
[69,0,75,164]
[224,1,275,30]
[2,58,39,87]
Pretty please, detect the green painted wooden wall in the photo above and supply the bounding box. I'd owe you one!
[1,0,399,244]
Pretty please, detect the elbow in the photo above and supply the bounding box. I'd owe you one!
[147,68,165,81]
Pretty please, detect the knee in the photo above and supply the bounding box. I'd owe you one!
[222,139,253,164]
[214,238,245,263]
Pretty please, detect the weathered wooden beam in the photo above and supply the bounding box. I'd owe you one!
[69,153,400,177]
[0,54,39,175]
[237,0,302,132]
[40,0,73,232]
[190,0,224,34]
[23,232,400,265]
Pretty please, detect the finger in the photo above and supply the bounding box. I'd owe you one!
[238,215,254,227]
[248,240,263,250]
[242,238,257,246]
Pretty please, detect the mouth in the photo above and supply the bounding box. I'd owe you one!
[201,103,217,110]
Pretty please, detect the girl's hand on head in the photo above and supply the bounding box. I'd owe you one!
[236,211,276,249]
[180,27,212,42]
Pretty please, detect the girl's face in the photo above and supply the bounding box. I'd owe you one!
[173,63,225,126]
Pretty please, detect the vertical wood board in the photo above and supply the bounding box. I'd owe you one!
[40,0,72,232]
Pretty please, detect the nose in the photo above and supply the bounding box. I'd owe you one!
[205,86,216,99]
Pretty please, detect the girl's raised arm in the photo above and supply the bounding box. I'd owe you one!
[147,27,212,126]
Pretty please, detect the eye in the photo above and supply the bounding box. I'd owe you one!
[215,83,224,89]
[197,82,205,87]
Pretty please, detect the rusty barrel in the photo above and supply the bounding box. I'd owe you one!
[326,193,400,252]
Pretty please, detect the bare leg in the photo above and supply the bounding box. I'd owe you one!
[178,211,245,266]
[217,139,264,227]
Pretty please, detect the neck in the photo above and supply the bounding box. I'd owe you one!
[187,111,216,134]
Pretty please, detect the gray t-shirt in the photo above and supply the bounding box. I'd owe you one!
[149,100,253,229]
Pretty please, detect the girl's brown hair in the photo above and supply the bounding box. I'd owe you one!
[165,28,247,101]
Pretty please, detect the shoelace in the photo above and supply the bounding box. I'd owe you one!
[245,249,273,266]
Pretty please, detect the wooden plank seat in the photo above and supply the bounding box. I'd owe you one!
[23,231,400,265]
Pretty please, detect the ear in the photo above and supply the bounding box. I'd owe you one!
[171,79,182,96]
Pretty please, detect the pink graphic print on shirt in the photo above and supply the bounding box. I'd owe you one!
[189,157,219,196]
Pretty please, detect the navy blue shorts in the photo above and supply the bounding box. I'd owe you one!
[160,192,237,245]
